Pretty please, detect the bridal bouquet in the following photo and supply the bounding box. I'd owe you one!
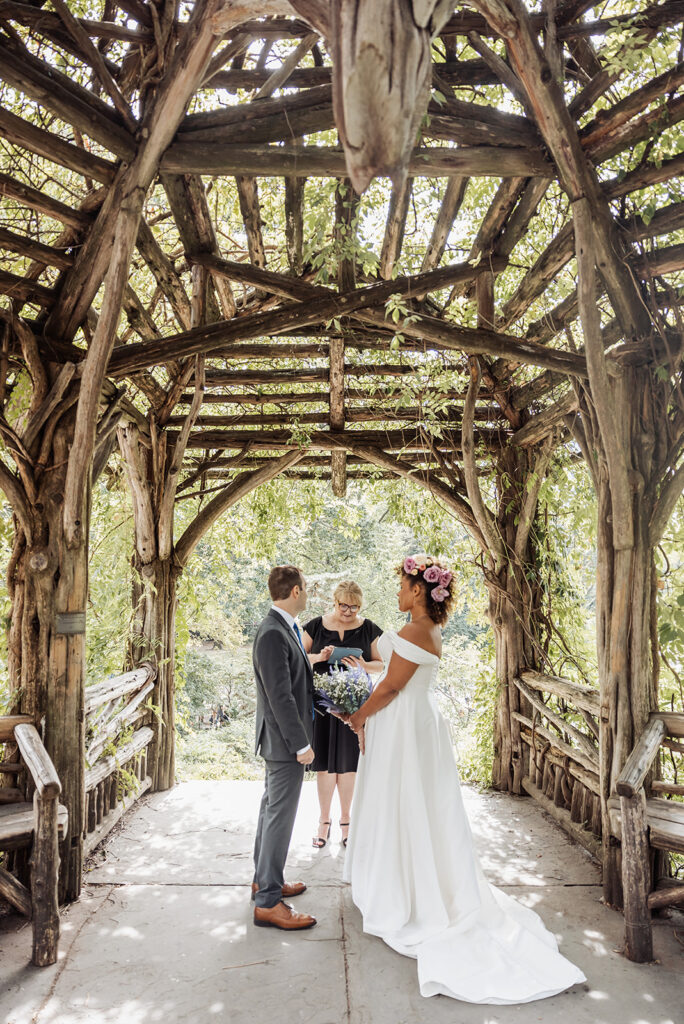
[315,663,373,716]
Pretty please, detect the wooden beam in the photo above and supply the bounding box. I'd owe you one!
[185,364,424,386]
[107,256,514,374]
[161,174,236,321]
[424,96,542,148]
[475,1,651,342]
[109,289,587,378]
[235,176,267,270]
[616,717,667,798]
[0,33,135,160]
[49,0,137,133]
[177,387,497,409]
[421,176,468,271]
[0,269,55,308]
[205,60,499,92]
[510,389,578,445]
[520,669,600,716]
[581,61,684,155]
[135,220,192,331]
[0,173,92,230]
[512,676,598,766]
[161,143,552,178]
[172,427,504,453]
[357,308,588,378]
[165,404,501,427]
[0,226,73,271]
[178,84,334,144]
[59,0,229,546]
[0,864,31,917]
[0,106,116,183]
[379,178,412,281]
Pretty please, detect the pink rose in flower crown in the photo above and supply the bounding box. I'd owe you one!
[423,565,441,584]
[403,556,418,575]
[439,570,453,587]
[431,586,450,603]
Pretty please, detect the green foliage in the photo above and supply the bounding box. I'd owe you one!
[656,498,684,717]
[176,720,263,781]
[177,647,254,726]
[86,471,135,683]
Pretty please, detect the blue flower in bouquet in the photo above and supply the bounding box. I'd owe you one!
[315,663,373,716]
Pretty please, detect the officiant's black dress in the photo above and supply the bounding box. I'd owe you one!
[303,616,383,774]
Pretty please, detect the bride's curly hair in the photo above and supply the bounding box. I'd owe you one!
[398,555,454,627]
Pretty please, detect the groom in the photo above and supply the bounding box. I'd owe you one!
[251,565,317,931]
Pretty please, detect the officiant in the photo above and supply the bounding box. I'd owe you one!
[302,581,383,849]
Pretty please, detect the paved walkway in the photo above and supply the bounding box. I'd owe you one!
[1,780,682,1024]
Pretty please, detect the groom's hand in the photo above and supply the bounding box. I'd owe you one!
[297,746,315,765]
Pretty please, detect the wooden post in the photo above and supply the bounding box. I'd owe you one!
[620,790,653,962]
[30,789,61,966]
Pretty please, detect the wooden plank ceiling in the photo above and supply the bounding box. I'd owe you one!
[0,0,682,496]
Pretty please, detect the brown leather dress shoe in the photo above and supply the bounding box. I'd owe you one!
[251,881,306,901]
[253,900,316,930]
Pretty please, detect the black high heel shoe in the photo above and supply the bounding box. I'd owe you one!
[340,821,350,847]
[312,820,331,848]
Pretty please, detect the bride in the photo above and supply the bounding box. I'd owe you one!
[343,555,586,1004]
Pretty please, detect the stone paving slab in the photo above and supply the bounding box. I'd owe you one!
[0,780,681,1024]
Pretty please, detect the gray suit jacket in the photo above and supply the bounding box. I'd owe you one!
[253,608,315,761]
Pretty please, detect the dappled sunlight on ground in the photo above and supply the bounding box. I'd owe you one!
[1,781,681,1024]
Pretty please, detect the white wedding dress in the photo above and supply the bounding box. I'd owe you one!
[343,631,586,1003]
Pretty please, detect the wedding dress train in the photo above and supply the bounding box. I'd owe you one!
[343,631,586,1004]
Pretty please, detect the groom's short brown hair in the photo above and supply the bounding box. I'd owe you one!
[268,565,304,600]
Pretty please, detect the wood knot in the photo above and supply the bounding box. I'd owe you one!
[29,549,49,572]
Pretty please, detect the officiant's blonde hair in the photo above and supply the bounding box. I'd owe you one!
[333,580,363,608]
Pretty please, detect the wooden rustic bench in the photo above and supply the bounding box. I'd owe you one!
[0,714,68,966]
[608,711,684,962]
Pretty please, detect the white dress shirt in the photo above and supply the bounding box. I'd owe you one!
[271,605,312,757]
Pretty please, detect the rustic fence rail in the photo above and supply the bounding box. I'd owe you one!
[512,670,601,860]
[0,715,65,966]
[83,665,156,856]
[609,712,684,962]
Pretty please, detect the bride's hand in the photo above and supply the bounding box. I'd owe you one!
[330,710,351,723]
[349,709,363,732]
[357,724,365,754]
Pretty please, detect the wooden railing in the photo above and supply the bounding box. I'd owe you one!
[0,714,66,966]
[512,670,601,859]
[609,712,684,963]
[83,665,156,856]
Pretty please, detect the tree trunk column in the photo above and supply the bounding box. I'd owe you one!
[8,437,89,901]
[490,449,543,794]
[130,555,178,791]
[594,367,659,907]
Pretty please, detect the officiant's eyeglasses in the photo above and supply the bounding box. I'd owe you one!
[338,602,359,612]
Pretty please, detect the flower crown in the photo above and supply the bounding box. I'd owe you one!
[403,554,453,603]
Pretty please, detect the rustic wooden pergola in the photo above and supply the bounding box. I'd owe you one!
[0,0,683,967]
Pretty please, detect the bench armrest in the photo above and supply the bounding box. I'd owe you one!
[14,725,61,799]
[616,717,666,798]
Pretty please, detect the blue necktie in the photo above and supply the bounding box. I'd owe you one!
[293,622,314,721]
[292,621,305,650]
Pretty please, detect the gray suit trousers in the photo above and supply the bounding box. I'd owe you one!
[253,759,304,908]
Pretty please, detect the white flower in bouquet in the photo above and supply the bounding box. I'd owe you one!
[315,663,373,715]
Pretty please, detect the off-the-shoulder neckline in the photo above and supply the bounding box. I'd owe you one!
[385,629,441,660]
